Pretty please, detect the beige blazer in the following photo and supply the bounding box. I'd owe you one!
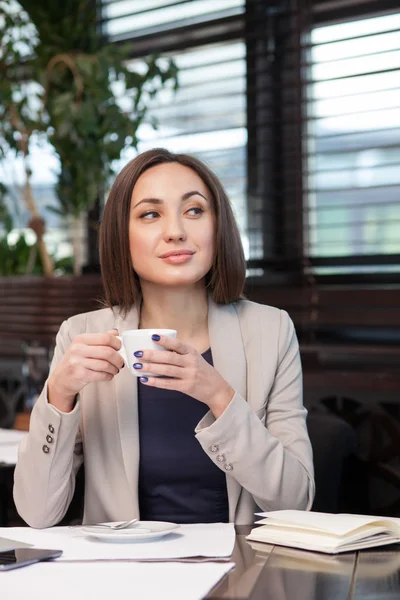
[13,298,315,528]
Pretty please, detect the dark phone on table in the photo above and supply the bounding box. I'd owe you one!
[0,548,63,571]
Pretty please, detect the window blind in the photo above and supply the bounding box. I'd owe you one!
[244,0,400,281]
[306,7,400,274]
[102,0,244,43]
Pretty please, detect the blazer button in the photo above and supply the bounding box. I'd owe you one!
[48,424,55,434]
[216,454,226,463]
[46,435,53,444]
[42,445,50,454]
[209,445,219,453]
[224,463,233,471]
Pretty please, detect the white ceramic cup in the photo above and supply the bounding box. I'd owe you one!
[117,329,177,377]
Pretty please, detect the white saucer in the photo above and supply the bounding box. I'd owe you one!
[81,521,180,542]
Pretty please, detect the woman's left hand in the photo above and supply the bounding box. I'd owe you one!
[133,334,234,418]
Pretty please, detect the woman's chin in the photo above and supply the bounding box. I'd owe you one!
[140,273,207,289]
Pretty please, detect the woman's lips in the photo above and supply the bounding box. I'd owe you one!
[161,253,194,264]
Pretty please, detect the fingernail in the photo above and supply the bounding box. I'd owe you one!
[121,364,125,368]
[152,334,160,341]
[133,363,142,369]
[139,376,148,383]
[134,351,143,358]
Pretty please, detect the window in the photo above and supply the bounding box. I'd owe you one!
[306,10,400,274]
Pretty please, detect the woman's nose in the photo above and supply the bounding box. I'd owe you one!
[163,216,187,242]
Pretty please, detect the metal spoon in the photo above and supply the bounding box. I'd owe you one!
[90,518,140,530]
[71,518,142,530]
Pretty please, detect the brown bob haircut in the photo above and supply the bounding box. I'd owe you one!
[100,148,246,313]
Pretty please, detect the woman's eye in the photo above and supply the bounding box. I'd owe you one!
[139,211,159,219]
[186,207,204,216]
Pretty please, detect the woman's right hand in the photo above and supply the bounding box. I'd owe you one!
[47,330,124,413]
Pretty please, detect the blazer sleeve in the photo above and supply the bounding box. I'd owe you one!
[195,309,315,512]
[13,319,83,528]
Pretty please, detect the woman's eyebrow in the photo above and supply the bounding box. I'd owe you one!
[181,190,208,202]
[133,190,208,209]
[133,197,162,209]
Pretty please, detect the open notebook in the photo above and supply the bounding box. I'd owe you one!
[247,510,400,554]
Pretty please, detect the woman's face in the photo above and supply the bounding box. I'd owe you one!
[129,162,215,290]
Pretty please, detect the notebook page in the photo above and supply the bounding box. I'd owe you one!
[256,510,400,537]
[248,527,400,554]
[249,524,395,547]
[253,520,396,542]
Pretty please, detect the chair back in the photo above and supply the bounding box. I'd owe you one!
[307,413,356,513]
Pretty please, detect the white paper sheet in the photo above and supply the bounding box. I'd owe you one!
[0,523,235,561]
[2,561,235,600]
[0,428,27,465]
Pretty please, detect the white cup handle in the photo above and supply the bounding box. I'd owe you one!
[116,335,128,365]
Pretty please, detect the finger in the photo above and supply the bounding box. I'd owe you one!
[151,334,191,355]
[134,348,184,366]
[73,344,124,369]
[83,358,120,377]
[107,328,121,347]
[74,332,121,351]
[133,362,183,378]
[139,375,181,390]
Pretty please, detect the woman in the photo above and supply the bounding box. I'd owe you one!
[14,148,314,528]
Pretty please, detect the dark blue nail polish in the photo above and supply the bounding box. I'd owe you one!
[139,376,148,383]
[134,351,143,358]
[152,334,160,341]
[133,363,142,369]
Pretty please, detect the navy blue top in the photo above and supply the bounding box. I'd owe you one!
[138,348,229,524]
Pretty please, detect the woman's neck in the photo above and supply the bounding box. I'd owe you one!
[139,283,209,343]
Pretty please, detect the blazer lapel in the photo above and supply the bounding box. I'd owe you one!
[208,298,247,399]
[208,297,247,521]
[114,307,140,511]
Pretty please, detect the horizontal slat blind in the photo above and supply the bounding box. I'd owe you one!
[305,8,400,272]
[102,0,244,42]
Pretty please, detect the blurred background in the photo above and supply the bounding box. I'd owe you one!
[0,0,400,522]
